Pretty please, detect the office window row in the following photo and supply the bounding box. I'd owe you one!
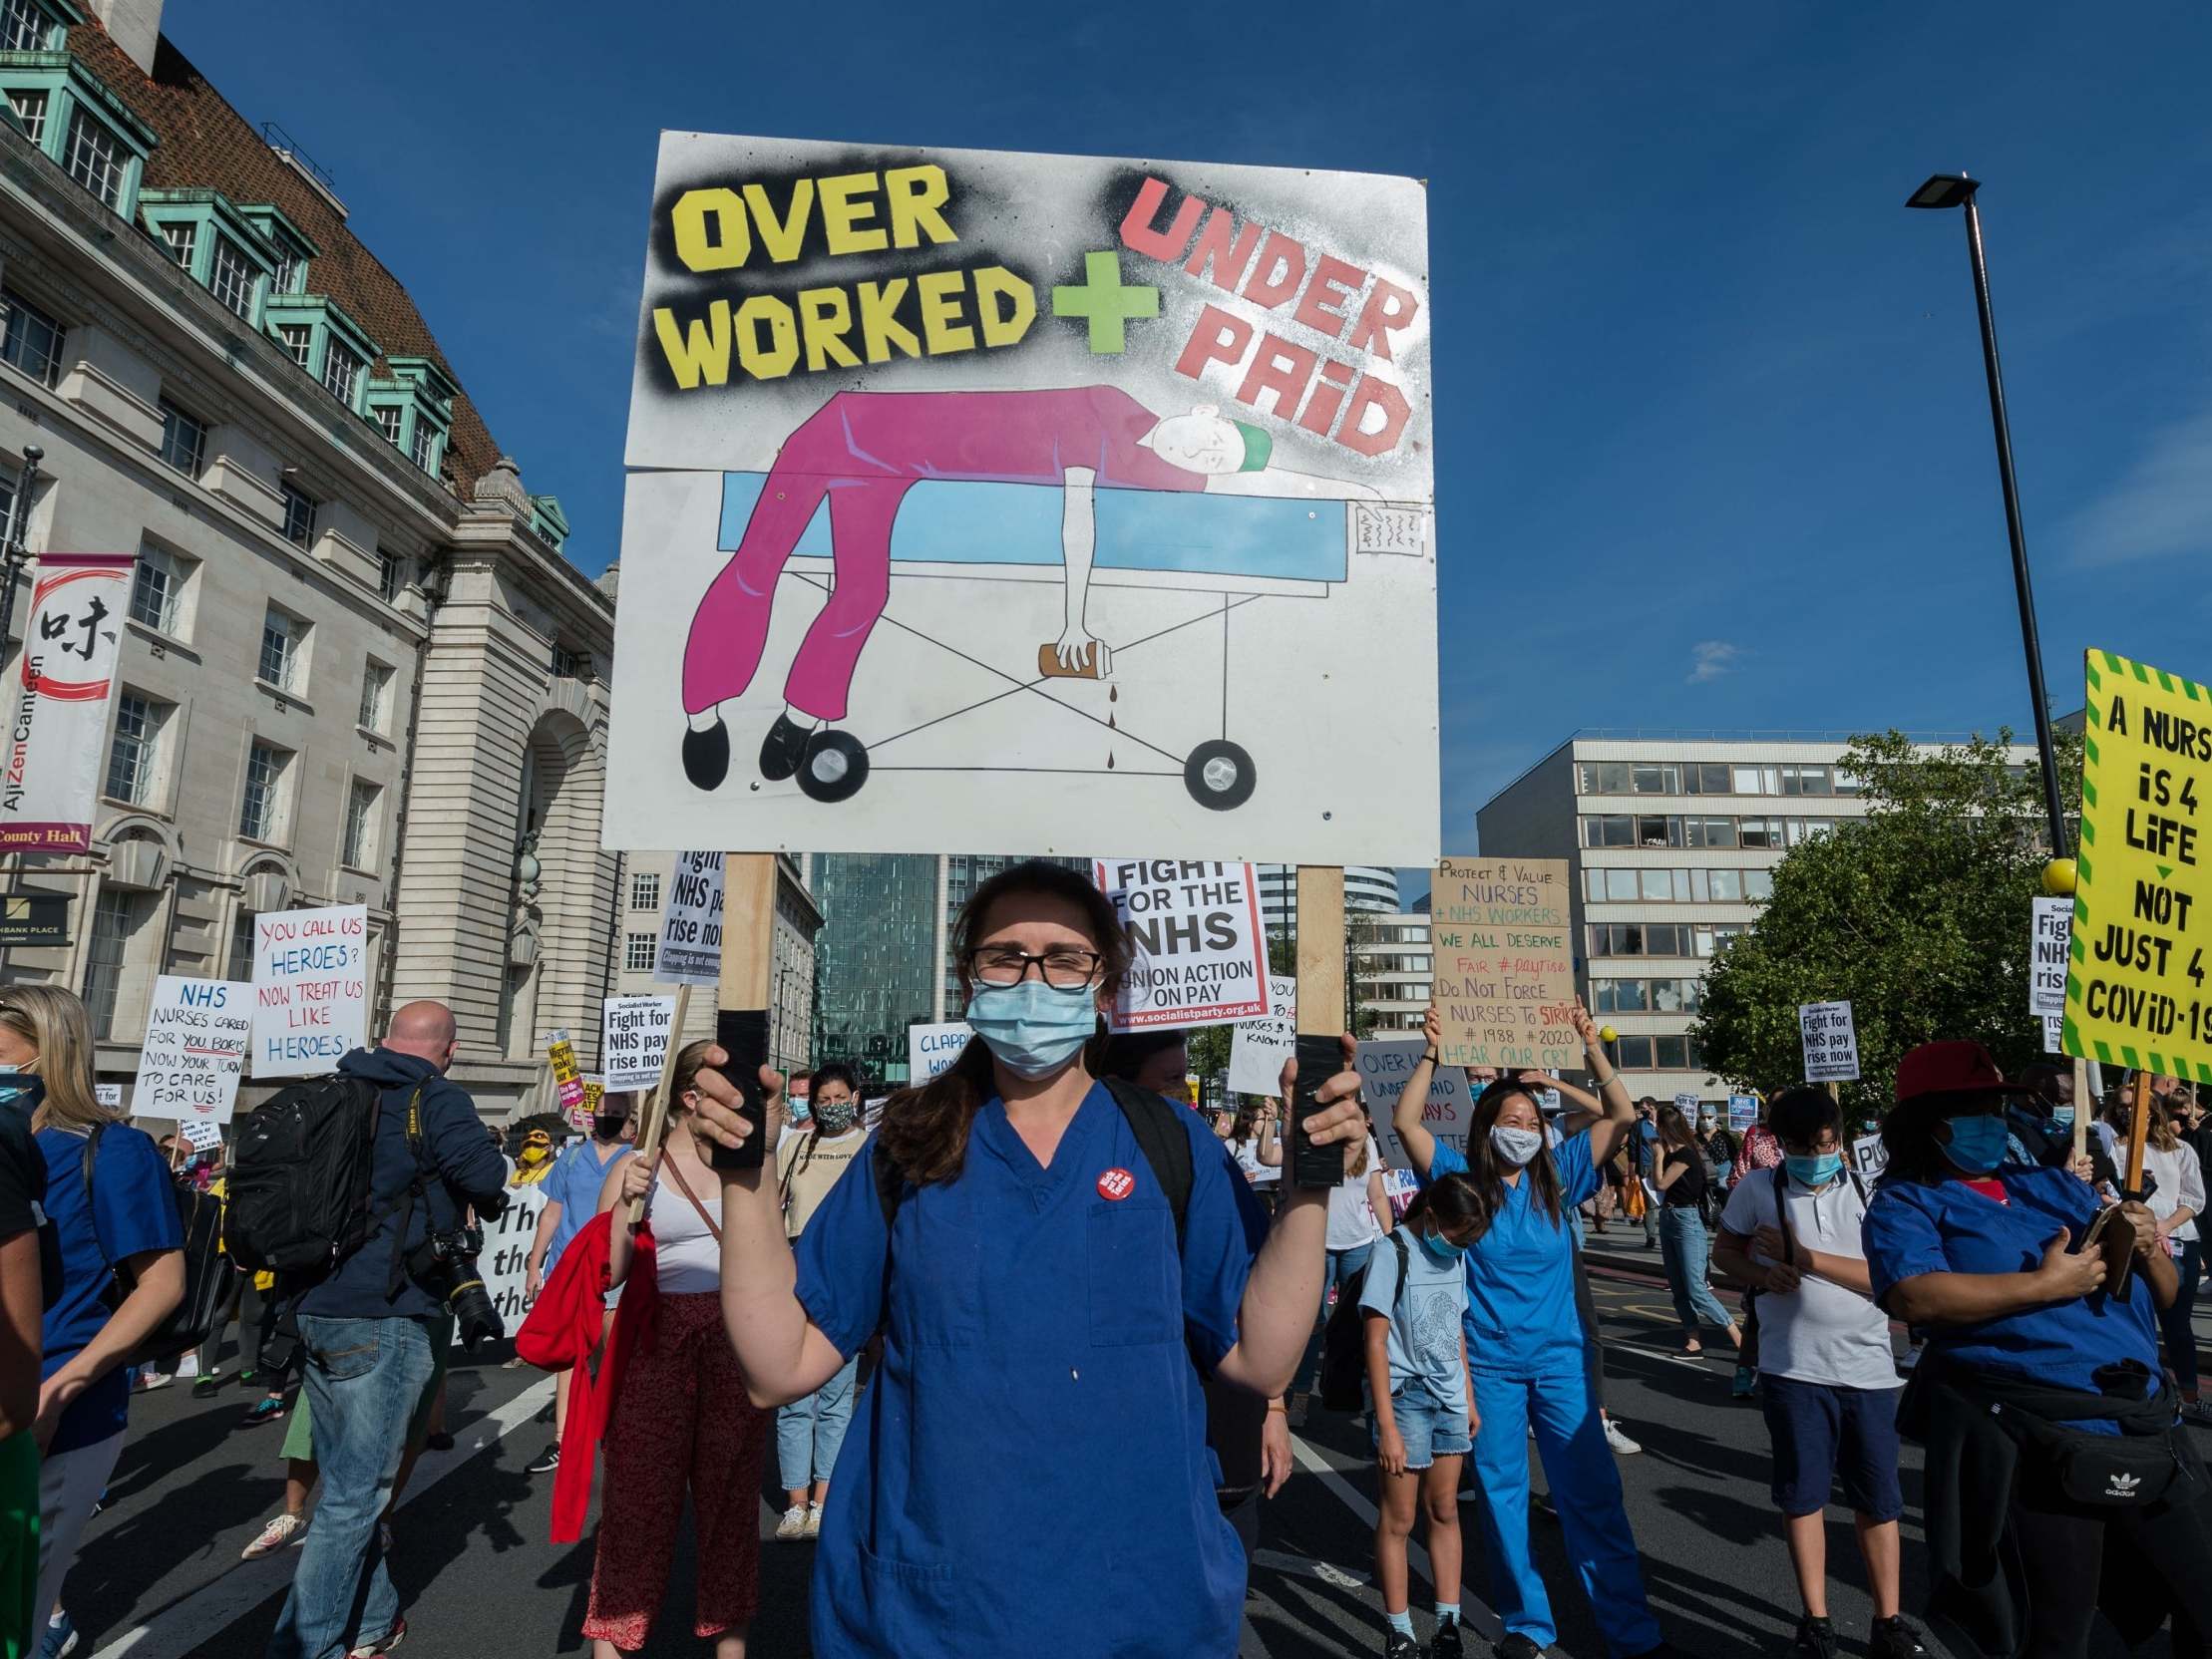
[1586,921,1745,959]
[1580,814,1835,851]
[1577,761,1860,799]
[1588,976,1703,1015]
[1611,1033,1704,1072]
[1584,865,1774,903]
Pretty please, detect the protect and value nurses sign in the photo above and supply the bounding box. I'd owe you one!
[602,136,1438,867]
[251,905,368,1078]
[0,553,132,853]
[1094,858,1268,1031]
[1431,857,1578,1071]
[134,976,251,1127]
[2066,650,2212,1081]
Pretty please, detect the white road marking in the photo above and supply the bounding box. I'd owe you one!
[91,1377,557,1659]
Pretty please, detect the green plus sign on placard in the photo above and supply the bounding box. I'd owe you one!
[1052,250,1160,354]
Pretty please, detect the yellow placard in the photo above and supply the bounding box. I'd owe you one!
[2066,650,2212,1083]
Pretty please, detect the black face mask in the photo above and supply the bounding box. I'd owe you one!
[593,1116,628,1142]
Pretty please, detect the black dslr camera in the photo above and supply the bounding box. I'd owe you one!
[406,1223,503,1351]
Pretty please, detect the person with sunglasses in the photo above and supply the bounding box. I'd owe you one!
[681,859,1367,1658]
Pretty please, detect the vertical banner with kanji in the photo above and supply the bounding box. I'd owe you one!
[0,553,132,852]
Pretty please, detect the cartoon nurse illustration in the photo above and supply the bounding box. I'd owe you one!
[679,385,1377,793]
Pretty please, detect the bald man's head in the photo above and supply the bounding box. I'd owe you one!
[383,1000,459,1072]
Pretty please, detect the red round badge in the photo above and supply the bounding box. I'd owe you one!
[1097,1167,1136,1201]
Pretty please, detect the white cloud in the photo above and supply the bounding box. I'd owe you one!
[2064,406,2212,567]
[1686,640,1740,685]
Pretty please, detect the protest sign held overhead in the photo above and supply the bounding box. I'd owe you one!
[1095,858,1269,1031]
[2030,896,2071,1019]
[602,995,679,1092]
[1430,856,1579,1072]
[1357,1037,1473,1171]
[2065,650,2212,1082]
[1799,1001,1859,1084]
[1228,976,1296,1096]
[547,1030,583,1117]
[908,1020,972,1087]
[656,851,725,985]
[251,905,369,1078]
[602,135,1438,866]
[135,976,252,1126]
[0,553,132,854]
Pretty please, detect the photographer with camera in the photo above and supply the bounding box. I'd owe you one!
[265,1001,508,1659]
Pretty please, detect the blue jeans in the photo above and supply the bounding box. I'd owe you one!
[1659,1206,1733,1339]
[265,1315,436,1659]
[776,1352,859,1493]
[1468,1346,1661,1655]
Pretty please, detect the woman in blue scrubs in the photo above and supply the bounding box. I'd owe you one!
[1396,1003,1671,1659]
[684,859,1368,1658]
[1862,1041,2210,1659]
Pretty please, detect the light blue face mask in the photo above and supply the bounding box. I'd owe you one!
[1786,1152,1844,1187]
[1419,1228,1466,1262]
[2051,1105,2076,1128]
[965,980,1098,1080]
[1939,1113,2011,1175]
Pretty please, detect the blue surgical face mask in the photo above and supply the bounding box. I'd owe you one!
[964,980,1098,1080]
[2050,1105,2075,1128]
[1786,1152,1844,1187]
[1940,1113,2011,1175]
[1420,1227,1466,1261]
[1490,1125,1545,1167]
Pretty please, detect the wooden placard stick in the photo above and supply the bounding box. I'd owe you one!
[624,983,692,1223]
[2123,1067,2154,1198]
[1287,865,1346,1188]
[706,852,779,1177]
[2071,1057,2090,1163]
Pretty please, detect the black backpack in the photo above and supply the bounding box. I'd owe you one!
[84,1126,232,1367]
[1318,1231,1410,1413]
[225,1074,383,1275]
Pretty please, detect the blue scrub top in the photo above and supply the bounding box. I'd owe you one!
[1862,1164,2161,1435]
[1425,1134,1600,1359]
[37,1122,184,1455]
[794,1083,1269,1658]
[540,1138,631,1272]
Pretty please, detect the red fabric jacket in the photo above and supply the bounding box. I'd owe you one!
[514,1208,660,1542]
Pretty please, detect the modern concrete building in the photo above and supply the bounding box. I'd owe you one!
[1477,732,2028,1101]
[1351,910,1430,1035]
[1257,863,1399,941]
[0,2,616,1113]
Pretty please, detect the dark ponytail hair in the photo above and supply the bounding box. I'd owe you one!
[1402,1170,1483,1238]
[877,859,1130,1186]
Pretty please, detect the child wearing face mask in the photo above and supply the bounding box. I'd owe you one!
[1364,1172,1480,1659]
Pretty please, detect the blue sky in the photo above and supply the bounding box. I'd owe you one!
[173,2,2212,896]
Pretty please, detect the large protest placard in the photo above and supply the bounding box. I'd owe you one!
[600,136,1438,866]
[1357,1037,1474,1172]
[1430,857,1578,1071]
[2066,651,2212,1081]
[251,905,368,1079]
[602,995,679,1091]
[1228,976,1296,1096]
[1095,859,1269,1031]
[908,1019,973,1086]
[656,851,725,985]
[2030,896,2071,1019]
[1728,1095,1758,1132]
[479,1181,551,1340]
[1799,1001,1860,1084]
[0,553,132,853]
[135,976,251,1127]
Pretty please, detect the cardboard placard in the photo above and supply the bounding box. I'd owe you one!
[249,905,369,1079]
[0,553,133,854]
[656,851,725,986]
[1094,858,1269,1031]
[2065,650,2212,1081]
[1228,976,1296,1096]
[1356,1037,1474,1173]
[908,1020,973,1086]
[1430,856,1579,1071]
[135,976,252,1126]
[1799,1001,1860,1084]
[602,995,679,1092]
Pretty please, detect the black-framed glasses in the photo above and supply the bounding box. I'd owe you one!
[966,946,1105,990]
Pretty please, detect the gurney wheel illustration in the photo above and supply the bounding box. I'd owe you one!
[1184,740,1256,812]
[797,730,871,804]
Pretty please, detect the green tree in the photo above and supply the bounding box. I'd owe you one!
[1693,730,2078,1121]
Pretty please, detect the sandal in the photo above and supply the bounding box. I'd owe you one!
[1682,1339,1704,1356]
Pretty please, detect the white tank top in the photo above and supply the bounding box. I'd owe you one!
[648,1168,722,1293]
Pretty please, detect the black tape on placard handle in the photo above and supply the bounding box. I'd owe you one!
[707,1007,770,1172]
[1288,1031,1347,1189]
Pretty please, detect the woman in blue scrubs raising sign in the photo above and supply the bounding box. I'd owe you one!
[683,859,1368,1658]
[1395,1003,1673,1659]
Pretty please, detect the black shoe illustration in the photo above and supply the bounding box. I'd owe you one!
[759,712,813,782]
[681,718,730,791]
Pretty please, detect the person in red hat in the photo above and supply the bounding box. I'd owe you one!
[1861,1040,2210,1658]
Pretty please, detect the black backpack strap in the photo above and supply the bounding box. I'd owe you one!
[1771,1164,1797,1265]
[1100,1076,1193,1252]
[384,1085,431,1300]
[1387,1230,1410,1314]
[81,1123,113,1278]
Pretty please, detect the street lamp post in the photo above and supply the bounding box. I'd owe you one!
[1,445,43,663]
[1906,173,2070,859]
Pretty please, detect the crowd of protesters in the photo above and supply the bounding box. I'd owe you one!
[0,872,2206,1659]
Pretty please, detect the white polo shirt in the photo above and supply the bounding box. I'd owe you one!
[1720,1165,1899,1391]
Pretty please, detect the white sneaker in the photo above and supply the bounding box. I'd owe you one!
[1603,1418,1642,1455]
[775,1504,809,1540]
[804,1502,824,1539]
[242,1511,307,1559]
